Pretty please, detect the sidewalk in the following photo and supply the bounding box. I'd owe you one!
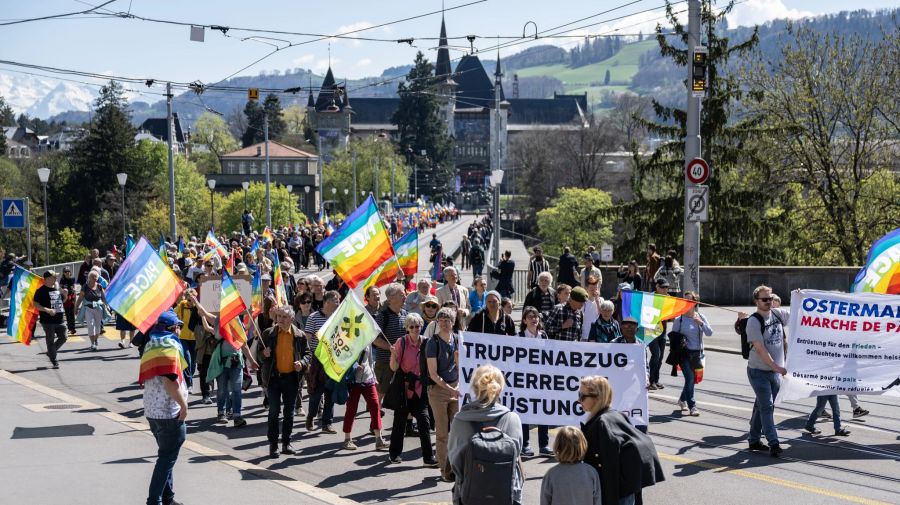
[0,370,353,505]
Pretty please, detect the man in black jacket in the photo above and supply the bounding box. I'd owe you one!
[256,304,311,458]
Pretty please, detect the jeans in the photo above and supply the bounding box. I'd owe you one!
[343,383,382,434]
[146,418,186,505]
[307,380,335,427]
[679,354,696,409]
[267,373,299,445]
[428,383,459,479]
[40,323,67,364]
[389,393,433,461]
[806,395,842,432]
[64,305,76,332]
[216,366,243,417]
[473,262,484,277]
[180,340,196,389]
[747,367,781,445]
[647,335,665,384]
[522,424,549,449]
[198,356,212,398]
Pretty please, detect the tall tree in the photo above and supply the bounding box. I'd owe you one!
[241,94,287,146]
[611,0,781,265]
[392,51,453,199]
[0,94,14,154]
[65,81,137,247]
[241,99,264,147]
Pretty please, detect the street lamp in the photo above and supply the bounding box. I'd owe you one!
[489,169,505,266]
[207,179,216,230]
[241,181,249,209]
[304,186,310,219]
[37,167,51,265]
[116,172,128,245]
[286,185,293,228]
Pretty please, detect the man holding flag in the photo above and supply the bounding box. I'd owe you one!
[33,271,68,369]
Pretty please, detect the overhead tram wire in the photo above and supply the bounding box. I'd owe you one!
[0,0,118,26]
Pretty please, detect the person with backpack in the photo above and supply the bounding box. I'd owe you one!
[670,292,711,417]
[739,285,791,457]
[448,364,524,505]
[387,313,437,466]
[579,375,664,505]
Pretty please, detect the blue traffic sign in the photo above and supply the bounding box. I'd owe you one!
[2,198,26,229]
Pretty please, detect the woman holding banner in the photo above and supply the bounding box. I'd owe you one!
[519,306,552,457]
[579,375,665,505]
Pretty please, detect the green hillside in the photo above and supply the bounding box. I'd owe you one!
[513,39,658,104]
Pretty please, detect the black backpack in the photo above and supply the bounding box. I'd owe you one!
[735,312,782,359]
[457,411,520,505]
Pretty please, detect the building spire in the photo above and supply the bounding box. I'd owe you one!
[435,15,452,78]
[494,47,503,85]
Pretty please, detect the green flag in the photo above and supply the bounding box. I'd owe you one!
[314,291,380,382]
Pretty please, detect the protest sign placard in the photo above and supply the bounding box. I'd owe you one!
[198,274,252,313]
[776,289,900,403]
[458,332,649,426]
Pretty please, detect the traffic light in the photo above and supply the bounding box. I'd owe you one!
[691,47,708,94]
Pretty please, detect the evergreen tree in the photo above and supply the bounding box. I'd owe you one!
[241,94,287,146]
[263,93,287,140]
[609,0,782,265]
[65,81,137,247]
[391,51,453,200]
[0,95,14,154]
[604,69,611,85]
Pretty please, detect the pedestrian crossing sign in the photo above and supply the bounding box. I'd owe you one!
[2,198,26,229]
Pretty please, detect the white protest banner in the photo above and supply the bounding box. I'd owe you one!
[458,332,648,426]
[776,289,900,403]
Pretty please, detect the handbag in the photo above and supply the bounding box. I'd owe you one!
[382,339,409,411]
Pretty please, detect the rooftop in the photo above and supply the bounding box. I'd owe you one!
[221,141,317,159]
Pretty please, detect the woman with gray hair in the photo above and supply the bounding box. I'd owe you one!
[426,307,461,481]
[75,270,107,351]
[467,290,516,335]
[589,300,621,343]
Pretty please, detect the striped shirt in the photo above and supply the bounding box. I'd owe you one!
[374,307,407,363]
[304,310,331,351]
[528,257,550,288]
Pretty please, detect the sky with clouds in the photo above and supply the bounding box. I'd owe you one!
[0,0,895,84]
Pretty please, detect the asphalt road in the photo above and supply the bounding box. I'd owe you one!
[2,217,898,505]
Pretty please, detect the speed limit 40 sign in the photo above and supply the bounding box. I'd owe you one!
[685,158,710,184]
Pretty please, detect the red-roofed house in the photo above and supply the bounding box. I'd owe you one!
[216,141,319,218]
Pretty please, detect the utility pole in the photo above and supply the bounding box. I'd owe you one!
[166,82,177,239]
[491,61,502,267]
[264,114,271,229]
[414,164,418,201]
[317,134,324,214]
[374,158,379,204]
[352,149,358,208]
[24,197,32,265]
[390,159,395,204]
[683,0,703,293]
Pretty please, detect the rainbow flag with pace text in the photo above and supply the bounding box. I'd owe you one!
[219,272,248,350]
[106,237,185,334]
[315,196,395,288]
[393,230,418,277]
[851,227,900,294]
[5,266,42,345]
[620,290,696,343]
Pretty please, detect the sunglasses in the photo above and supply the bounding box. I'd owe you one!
[757,297,773,302]
[408,325,421,329]
[578,392,598,402]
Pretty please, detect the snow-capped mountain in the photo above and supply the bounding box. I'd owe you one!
[0,73,96,118]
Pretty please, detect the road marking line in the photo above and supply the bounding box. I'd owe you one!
[650,393,890,434]
[658,452,893,505]
[0,370,359,505]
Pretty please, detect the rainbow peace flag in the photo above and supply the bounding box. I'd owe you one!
[5,266,42,345]
[393,230,418,277]
[360,256,402,294]
[262,226,274,243]
[249,238,259,256]
[221,317,248,350]
[620,290,696,343]
[205,231,229,259]
[105,237,186,334]
[315,196,395,289]
[250,267,264,317]
[271,254,287,306]
[851,227,900,294]
[219,271,248,349]
[139,334,188,385]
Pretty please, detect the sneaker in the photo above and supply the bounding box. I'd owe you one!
[50,360,59,369]
[539,446,554,456]
[819,410,832,419]
[305,417,316,432]
[375,438,389,451]
[678,401,689,414]
[202,396,213,405]
[233,417,247,428]
[834,428,851,436]
[162,500,184,505]
[423,457,439,468]
[295,405,305,416]
[388,455,402,464]
[852,407,869,418]
[321,424,337,434]
[805,426,821,435]
[269,444,279,458]
[341,439,358,450]
[689,407,700,417]
[522,446,535,457]
[655,383,665,390]
[647,383,659,391]
[216,413,227,423]
[281,443,297,455]
[769,443,783,457]
[226,411,233,420]
[441,474,456,483]
[118,341,125,349]
[748,441,769,451]
[127,342,134,349]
